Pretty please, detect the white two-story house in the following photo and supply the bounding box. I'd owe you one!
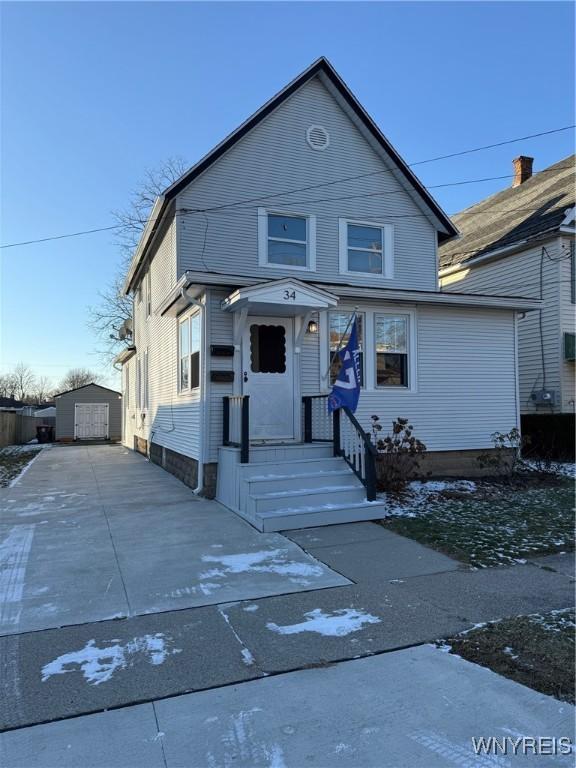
[440,155,575,459]
[118,58,539,531]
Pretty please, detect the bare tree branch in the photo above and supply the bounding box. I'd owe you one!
[88,156,187,367]
[58,368,100,392]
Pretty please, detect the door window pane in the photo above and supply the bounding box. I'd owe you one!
[250,324,286,373]
[329,312,364,385]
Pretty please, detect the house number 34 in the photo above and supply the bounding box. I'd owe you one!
[283,290,296,300]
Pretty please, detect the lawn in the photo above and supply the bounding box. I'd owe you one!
[379,472,574,568]
[440,609,575,704]
[0,445,42,487]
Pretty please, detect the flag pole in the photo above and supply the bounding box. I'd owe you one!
[324,306,358,384]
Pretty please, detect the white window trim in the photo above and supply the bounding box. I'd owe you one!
[177,308,202,395]
[258,208,316,272]
[319,305,417,393]
[338,218,394,279]
[374,311,417,392]
[325,309,367,390]
[146,270,152,318]
[142,348,149,409]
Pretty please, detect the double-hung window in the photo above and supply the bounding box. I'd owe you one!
[179,312,201,392]
[328,311,364,386]
[146,270,152,317]
[339,220,393,277]
[375,314,409,387]
[258,209,316,270]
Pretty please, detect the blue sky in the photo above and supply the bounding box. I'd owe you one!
[1,1,574,389]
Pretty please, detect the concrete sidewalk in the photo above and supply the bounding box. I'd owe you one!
[1,646,573,768]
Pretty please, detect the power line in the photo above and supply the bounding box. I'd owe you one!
[1,126,573,250]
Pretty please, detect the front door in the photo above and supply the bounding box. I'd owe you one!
[242,317,294,440]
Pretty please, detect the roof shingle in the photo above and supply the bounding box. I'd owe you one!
[439,155,575,270]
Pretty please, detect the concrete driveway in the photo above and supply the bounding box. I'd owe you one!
[0,445,348,635]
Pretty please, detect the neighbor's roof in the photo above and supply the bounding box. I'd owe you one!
[54,382,121,398]
[439,155,576,270]
[123,56,458,294]
[0,397,26,409]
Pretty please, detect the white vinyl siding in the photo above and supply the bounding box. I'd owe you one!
[441,240,569,414]
[310,302,517,451]
[176,77,437,291]
[124,216,205,462]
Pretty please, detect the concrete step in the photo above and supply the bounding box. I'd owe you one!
[245,469,361,495]
[249,485,367,515]
[240,500,388,532]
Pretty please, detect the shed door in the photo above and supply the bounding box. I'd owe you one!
[75,403,109,439]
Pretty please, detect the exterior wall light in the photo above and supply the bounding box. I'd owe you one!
[307,319,319,334]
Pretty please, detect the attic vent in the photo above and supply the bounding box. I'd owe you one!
[306,125,330,151]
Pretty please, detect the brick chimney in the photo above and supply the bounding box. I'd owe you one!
[512,156,534,187]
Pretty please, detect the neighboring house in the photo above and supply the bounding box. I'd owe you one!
[54,383,122,442]
[0,397,27,411]
[118,57,539,531]
[439,155,575,457]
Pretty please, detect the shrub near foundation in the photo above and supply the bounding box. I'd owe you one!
[371,416,427,494]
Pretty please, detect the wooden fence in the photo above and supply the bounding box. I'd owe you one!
[0,412,38,449]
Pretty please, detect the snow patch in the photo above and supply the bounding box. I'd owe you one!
[201,549,325,584]
[41,633,182,685]
[267,608,381,637]
[241,648,256,666]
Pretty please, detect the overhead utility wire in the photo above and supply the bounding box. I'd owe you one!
[1,127,574,250]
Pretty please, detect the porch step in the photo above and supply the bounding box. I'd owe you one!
[245,469,361,494]
[238,457,345,479]
[216,443,385,532]
[240,500,388,533]
[248,484,367,515]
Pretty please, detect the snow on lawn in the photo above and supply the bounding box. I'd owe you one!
[380,475,574,568]
[0,444,46,488]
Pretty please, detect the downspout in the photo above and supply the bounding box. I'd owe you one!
[183,286,205,495]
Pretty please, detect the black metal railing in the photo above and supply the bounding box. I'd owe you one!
[302,394,332,443]
[223,395,250,463]
[302,395,377,502]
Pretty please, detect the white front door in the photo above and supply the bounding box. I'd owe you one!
[242,317,294,440]
[75,403,109,439]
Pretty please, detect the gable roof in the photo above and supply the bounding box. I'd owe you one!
[54,382,121,398]
[124,57,458,294]
[439,155,575,271]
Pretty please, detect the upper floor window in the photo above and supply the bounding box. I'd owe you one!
[179,311,201,392]
[339,219,393,277]
[258,209,316,271]
[375,314,409,387]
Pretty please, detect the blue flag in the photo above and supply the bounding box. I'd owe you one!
[328,318,361,413]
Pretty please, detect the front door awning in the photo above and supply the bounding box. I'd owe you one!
[221,278,338,316]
